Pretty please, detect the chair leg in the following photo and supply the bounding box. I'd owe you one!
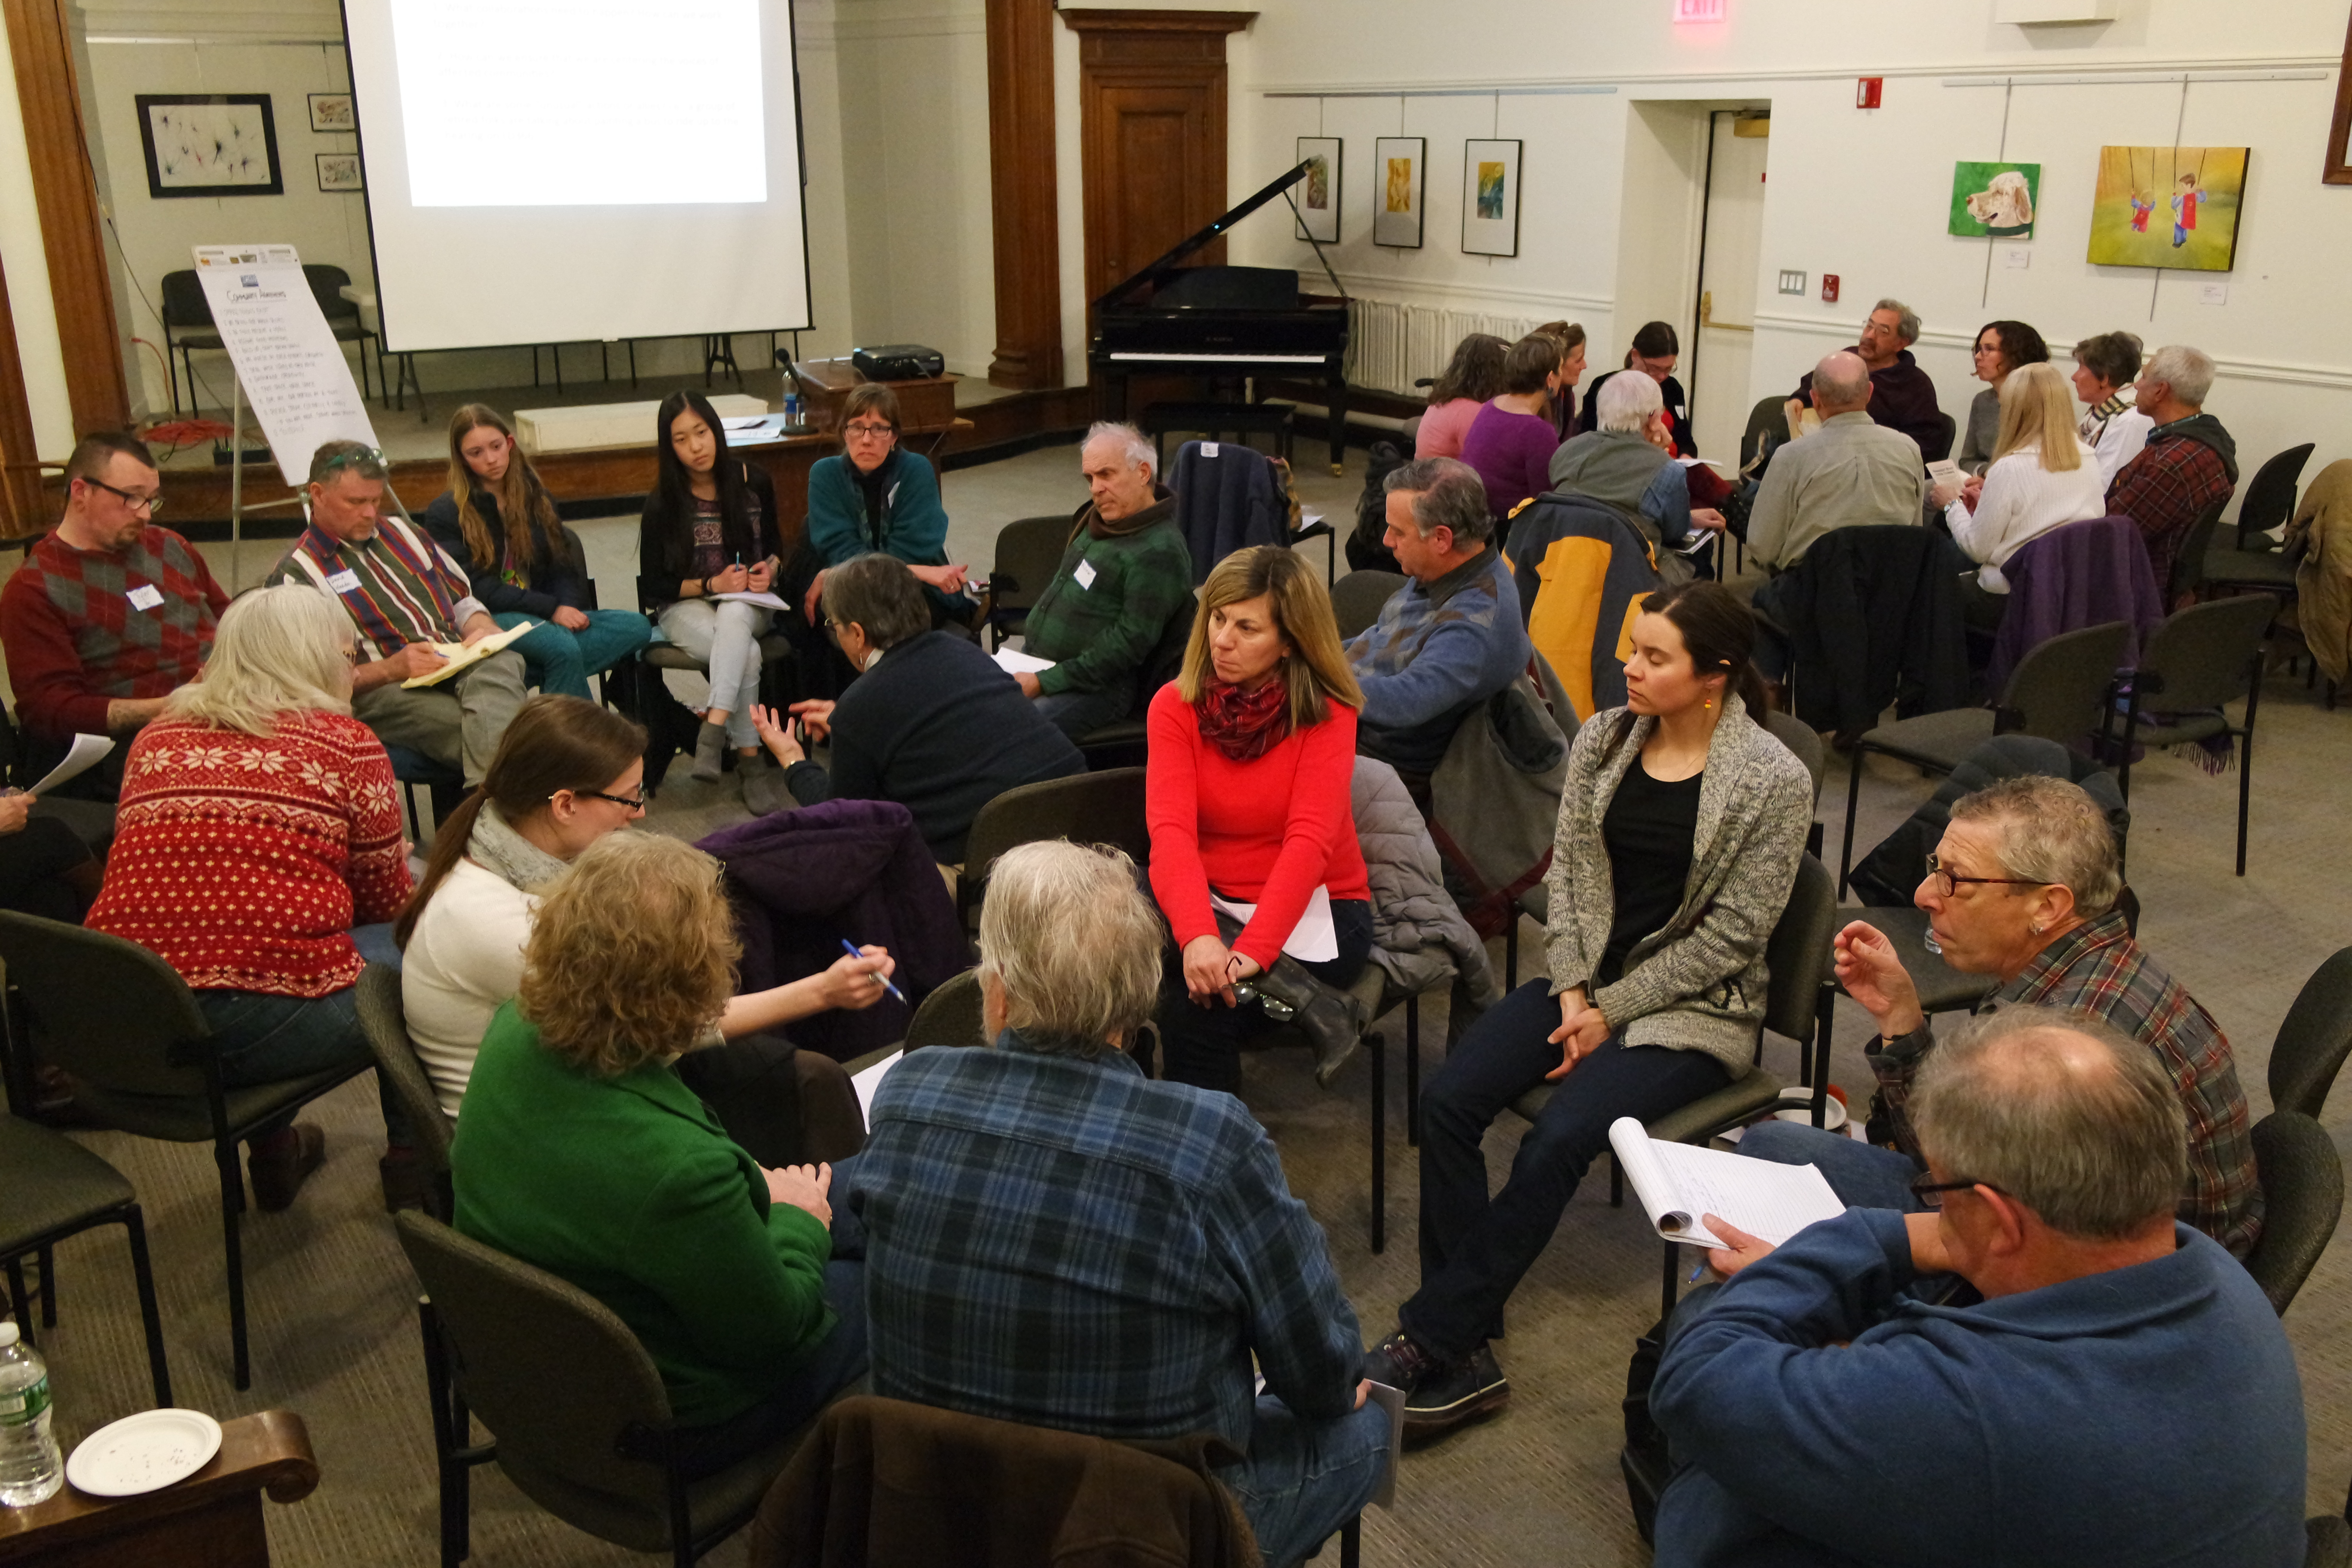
[1405,993,1420,1149]
[1369,1029,1386,1256]
[1838,746,1866,898]
[1659,1240,1681,1321]
[37,1243,55,1327]
[419,1298,468,1568]
[121,1207,172,1408]
[1812,985,1836,1127]
[2236,656,2261,878]
[3,1256,28,1338]
[1504,920,1519,991]
[1609,1155,1623,1208]
[216,1135,252,1391]
[1340,1516,1362,1568]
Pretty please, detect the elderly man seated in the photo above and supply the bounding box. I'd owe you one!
[268,440,527,787]
[1010,422,1194,739]
[1653,1006,2307,1568]
[2105,343,2237,597]
[1740,775,2260,1255]
[1548,371,1725,585]
[1783,297,1946,458]
[1344,456,1532,800]
[842,842,1386,1568]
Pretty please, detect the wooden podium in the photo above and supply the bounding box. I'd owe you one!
[789,357,961,435]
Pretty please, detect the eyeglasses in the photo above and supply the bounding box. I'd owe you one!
[83,477,163,517]
[567,788,647,813]
[1922,854,2047,899]
[843,422,895,441]
[1909,1170,2010,1210]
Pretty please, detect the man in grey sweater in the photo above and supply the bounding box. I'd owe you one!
[1746,351,1928,577]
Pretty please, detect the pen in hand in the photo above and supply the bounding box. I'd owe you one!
[840,939,906,1004]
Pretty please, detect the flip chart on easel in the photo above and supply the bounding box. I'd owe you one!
[191,244,382,481]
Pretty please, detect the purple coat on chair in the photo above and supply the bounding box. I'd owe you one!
[698,798,968,1062]
[1987,515,2166,692]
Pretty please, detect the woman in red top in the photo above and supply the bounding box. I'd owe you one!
[1146,546,1372,1094]
[87,584,414,1211]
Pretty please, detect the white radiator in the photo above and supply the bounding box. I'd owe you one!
[1344,298,1552,396]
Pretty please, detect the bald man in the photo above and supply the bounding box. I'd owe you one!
[1745,351,1929,578]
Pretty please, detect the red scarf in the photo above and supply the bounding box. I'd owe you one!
[1196,674,1292,762]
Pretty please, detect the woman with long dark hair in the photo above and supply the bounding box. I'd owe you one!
[1361,581,1811,1435]
[419,404,649,700]
[637,390,786,803]
[1415,333,1509,460]
[1955,319,2051,476]
[1580,322,1697,458]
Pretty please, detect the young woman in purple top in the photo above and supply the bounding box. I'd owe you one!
[1458,332,1569,522]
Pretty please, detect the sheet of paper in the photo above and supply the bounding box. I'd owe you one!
[1364,1380,1405,1509]
[400,619,539,688]
[721,415,775,430]
[1926,459,1965,487]
[1674,531,1715,556]
[1208,885,1338,963]
[26,733,115,797]
[992,649,1056,676]
[1608,1116,1844,1249]
[851,1049,902,1127]
[710,590,790,612]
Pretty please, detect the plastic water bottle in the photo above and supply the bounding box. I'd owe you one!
[0,1322,63,1507]
[784,392,802,430]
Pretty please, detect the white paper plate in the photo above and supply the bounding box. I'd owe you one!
[1768,1087,1850,1131]
[66,1408,221,1497]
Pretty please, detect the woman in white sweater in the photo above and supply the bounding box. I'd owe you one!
[1930,361,2107,630]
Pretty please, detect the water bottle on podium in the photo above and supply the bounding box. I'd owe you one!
[0,1320,63,1507]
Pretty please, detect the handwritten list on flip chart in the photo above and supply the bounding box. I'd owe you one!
[192,244,382,484]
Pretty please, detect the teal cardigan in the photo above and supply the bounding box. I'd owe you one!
[805,450,951,575]
[450,1001,836,1426]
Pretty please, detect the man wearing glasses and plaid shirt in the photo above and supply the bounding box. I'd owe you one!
[1,431,228,799]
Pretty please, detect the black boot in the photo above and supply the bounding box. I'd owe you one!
[1248,956,1368,1088]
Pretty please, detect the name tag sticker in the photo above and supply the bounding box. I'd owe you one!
[1201,441,1220,457]
[326,569,362,594]
[126,584,164,612]
[1074,559,1098,591]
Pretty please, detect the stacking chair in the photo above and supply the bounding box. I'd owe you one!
[1330,570,1405,641]
[1344,944,1457,1254]
[2205,443,2314,597]
[355,964,456,1221]
[0,913,372,1390]
[0,1115,172,1408]
[1839,620,2131,897]
[2269,949,2352,1123]
[2164,495,2235,604]
[386,744,466,842]
[904,969,984,1050]
[1509,854,1840,1317]
[2242,1112,2343,1317]
[956,769,1148,928]
[1761,707,1827,857]
[396,1211,814,1568]
[159,268,222,415]
[980,515,1075,651]
[2112,593,2278,876]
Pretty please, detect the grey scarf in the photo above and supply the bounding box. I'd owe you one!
[467,802,570,894]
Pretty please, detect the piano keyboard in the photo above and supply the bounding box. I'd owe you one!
[1106,352,1330,364]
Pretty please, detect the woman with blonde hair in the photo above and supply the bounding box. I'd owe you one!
[452,830,865,1476]
[418,404,649,700]
[1931,360,2108,629]
[1145,545,1373,1092]
[86,584,414,1210]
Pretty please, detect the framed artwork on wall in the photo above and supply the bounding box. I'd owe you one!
[1294,137,1341,243]
[307,92,355,133]
[136,94,282,199]
[317,153,363,193]
[1948,161,2040,239]
[1374,136,1424,249]
[1461,138,1523,257]
[2086,145,2250,272]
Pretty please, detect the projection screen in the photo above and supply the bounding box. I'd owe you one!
[341,0,809,352]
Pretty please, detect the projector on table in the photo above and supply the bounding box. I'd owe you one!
[851,344,946,382]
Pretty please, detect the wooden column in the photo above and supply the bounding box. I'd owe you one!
[0,248,46,535]
[984,0,1063,390]
[3,0,130,439]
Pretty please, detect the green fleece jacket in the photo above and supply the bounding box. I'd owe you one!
[450,1001,836,1426]
[1020,494,1193,696]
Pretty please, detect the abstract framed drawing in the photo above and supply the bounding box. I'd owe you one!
[1948,161,2040,239]
[136,94,282,199]
[317,153,363,193]
[1462,139,1523,257]
[2086,145,2250,272]
[307,92,355,133]
[1294,137,1341,244]
[1374,136,1424,249]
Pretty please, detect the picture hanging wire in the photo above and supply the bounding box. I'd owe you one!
[2153,74,2191,320]
[1981,79,2015,309]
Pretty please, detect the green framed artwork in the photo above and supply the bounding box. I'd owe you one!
[2087,146,2250,272]
[1948,162,2040,239]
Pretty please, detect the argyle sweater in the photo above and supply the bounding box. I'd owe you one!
[0,525,228,740]
[268,516,486,659]
[85,710,412,996]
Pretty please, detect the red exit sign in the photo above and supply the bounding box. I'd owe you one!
[1675,0,1727,19]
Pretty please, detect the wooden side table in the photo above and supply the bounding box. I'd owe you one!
[0,1410,318,1567]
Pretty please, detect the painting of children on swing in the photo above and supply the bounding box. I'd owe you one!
[2089,144,2249,272]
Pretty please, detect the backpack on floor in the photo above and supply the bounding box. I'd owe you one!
[1348,440,1409,573]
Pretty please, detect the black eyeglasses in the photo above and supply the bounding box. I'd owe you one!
[83,477,163,517]
[566,788,647,812]
[1909,1171,2010,1210]
[1922,854,2047,899]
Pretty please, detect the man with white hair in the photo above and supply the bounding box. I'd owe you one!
[1547,371,1726,584]
[2105,343,2237,596]
[1013,421,1195,738]
[1652,1005,2306,1568]
[1746,350,1928,607]
[1784,298,1948,458]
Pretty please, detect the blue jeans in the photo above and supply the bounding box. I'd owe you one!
[494,609,652,701]
[1031,678,1136,741]
[1736,1119,1926,1212]
[1220,1397,1388,1568]
[196,922,406,1145]
[673,1258,870,1479]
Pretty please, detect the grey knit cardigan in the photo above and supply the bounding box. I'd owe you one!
[1541,691,1813,1074]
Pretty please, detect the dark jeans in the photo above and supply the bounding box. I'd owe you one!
[1155,897,1374,1094]
[1401,980,1730,1358]
[197,922,407,1146]
[673,1258,869,1479]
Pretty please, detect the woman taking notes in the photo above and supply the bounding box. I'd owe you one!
[1361,582,1810,1435]
[638,390,786,803]
[1931,361,2107,631]
[452,831,867,1474]
[1145,545,1372,1094]
[419,404,649,700]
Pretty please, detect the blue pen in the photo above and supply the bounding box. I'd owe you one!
[841,939,906,1004]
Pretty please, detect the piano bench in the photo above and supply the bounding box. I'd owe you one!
[1140,401,1295,472]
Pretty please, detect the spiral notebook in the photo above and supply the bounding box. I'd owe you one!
[1607,1116,1843,1250]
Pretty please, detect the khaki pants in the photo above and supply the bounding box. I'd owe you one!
[353,649,529,787]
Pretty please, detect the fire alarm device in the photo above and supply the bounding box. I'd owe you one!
[1821,274,1841,304]
[1856,77,1883,109]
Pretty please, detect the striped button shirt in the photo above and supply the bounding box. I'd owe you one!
[269,516,487,660]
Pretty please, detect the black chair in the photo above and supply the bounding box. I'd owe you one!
[1924,409,1957,465]
[0,913,373,1389]
[2206,443,2314,597]
[1761,707,1826,857]
[1330,570,1405,642]
[0,1115,172,1408]
[956,768,1149,928]
[2242,1112,2342,1316]
[2266,949,2352,1123]
[1141,400,1296,471]
[1840,620,2132,896]
[2113,593,2277,876]
[1075,594,1197,766]
[301,264,376,401]
[159,269,223,416]
[385,743,467,842]
[395,1210,815,1568]
[980,515,1075,651]
[904,969,984,1050]
[354,964,456,1221]
[2166,494,2234,603]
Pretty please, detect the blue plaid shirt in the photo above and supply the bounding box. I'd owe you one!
[843,1035,1363,1451]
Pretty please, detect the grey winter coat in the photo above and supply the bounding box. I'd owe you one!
[1351,757,1501,1009]
[1543,692,1812,1074]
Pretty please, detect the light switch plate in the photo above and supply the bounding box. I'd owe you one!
[2200,282,2228,306]
[1777,270,1807,296]
[2004,247,2031,270]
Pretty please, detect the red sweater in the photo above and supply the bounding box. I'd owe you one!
[0,525,228,739]
[1145,681,1372,972]
[86,710,412,997]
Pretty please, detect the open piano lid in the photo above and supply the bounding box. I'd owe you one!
[1092,159,1349,310]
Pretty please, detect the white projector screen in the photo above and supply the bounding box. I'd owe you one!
[342,0,809,352]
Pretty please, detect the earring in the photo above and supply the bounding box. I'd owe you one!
[2030,922,2045,934]
[1703,698,1714,710]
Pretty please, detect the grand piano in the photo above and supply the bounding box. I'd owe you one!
[1090,159,1351,474]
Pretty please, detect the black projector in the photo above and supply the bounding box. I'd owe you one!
[851,343,946,381]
